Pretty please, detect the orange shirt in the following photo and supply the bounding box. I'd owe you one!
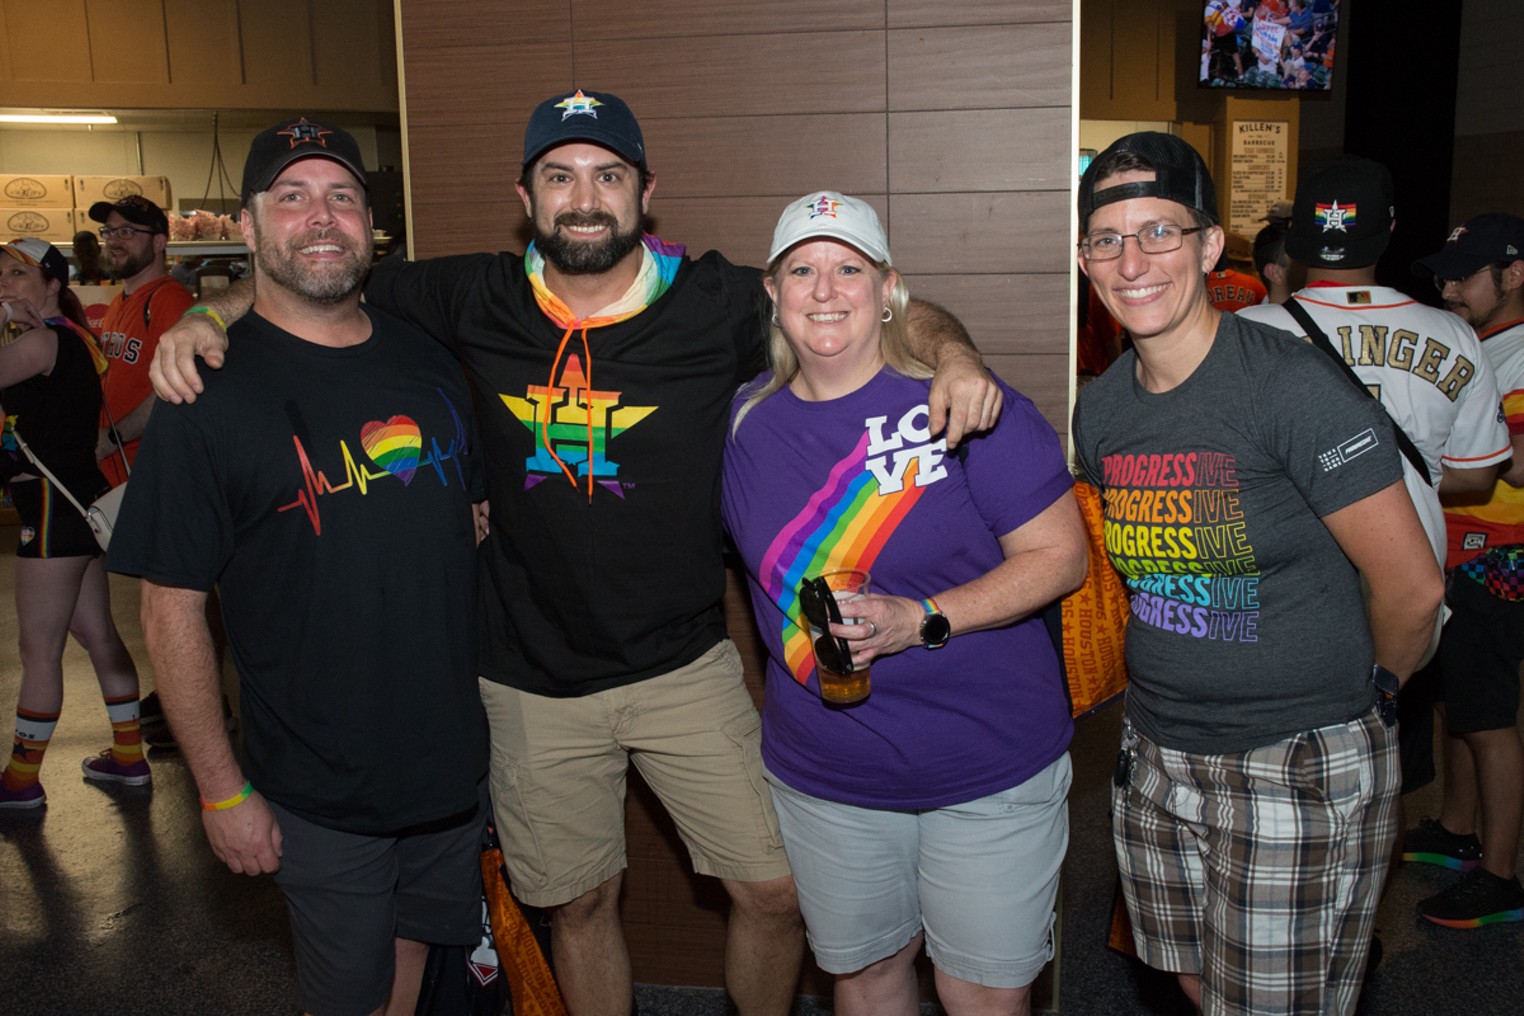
[1207,269,1268,313]
[97,276,195,486]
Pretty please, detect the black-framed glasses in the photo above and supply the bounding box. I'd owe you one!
[798,576,852,675]
[1433,263,1504,293]
[98,225,158,240]
[1079,223,1206,261]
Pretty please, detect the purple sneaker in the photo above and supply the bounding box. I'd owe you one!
[0,780,46,809]
[81,748,151,787]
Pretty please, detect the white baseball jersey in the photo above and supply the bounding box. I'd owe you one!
[1240,285,1509,567]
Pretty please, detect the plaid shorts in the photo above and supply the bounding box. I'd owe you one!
[1113,708,1397,1016]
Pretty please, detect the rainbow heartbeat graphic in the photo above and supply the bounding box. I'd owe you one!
[499,354,656,497]
[277,389,470,535]
[759,433,928,683]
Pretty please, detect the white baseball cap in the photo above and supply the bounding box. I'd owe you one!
[768,191,892,266]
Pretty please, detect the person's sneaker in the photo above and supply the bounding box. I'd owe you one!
[140,692,236,749]
[1401,817,1482,871]
[138,690,172,748]
[80,749,151,787]
[1418,868,1524,929]
[0,780,46,809]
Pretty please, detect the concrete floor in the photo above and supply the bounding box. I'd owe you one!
[1,528,1522,1014]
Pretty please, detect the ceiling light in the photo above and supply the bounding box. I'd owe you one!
[0,113,118,125]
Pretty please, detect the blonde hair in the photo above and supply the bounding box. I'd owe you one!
[732,258,928,436]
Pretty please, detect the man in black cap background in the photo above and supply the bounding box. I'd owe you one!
[89,194,196,488]
[146,88,999,1015]
[108,116,489,1016]
[86,194,199,748]
[1400,214,1524,929]
[1240,156,1508,579]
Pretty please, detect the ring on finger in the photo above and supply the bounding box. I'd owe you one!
[866,621,879,638]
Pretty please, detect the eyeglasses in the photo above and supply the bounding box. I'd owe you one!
[97,225,158,240]
[1433,263,1502,293]
[797,576,852,675]
[1079,223,1206,261]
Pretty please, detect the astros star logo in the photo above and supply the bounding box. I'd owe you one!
[555,90,604,121]
[808,195,841,219]
[1314,201,1356,233]
[500,355,656,498]
[277,117,332,149]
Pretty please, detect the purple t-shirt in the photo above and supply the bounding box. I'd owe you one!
[722,369,1074,809]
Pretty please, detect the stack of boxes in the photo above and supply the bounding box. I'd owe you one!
[0,174,173,243]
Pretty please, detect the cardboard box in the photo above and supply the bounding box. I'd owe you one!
[0,174,74,207]
[0,206,75,242]
[72,175,172,213]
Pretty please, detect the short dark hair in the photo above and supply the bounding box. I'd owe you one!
[1253,221,1289,279]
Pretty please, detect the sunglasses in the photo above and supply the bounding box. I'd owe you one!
[798,576,853,675]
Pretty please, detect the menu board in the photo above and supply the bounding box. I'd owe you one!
[1228,120,1289,237]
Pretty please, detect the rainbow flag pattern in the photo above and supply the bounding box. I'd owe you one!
[759,432,930,683]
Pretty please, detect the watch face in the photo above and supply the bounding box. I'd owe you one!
[920,612,951,649]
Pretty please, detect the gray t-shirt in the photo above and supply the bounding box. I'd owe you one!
[1073,313,1402,753]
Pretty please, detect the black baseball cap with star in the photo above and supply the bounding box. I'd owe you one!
[241,116,369,207]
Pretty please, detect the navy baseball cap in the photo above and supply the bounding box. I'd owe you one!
[241,116,369,205]
[88,194,169,235]
[1413,213,1524,280]
[1285,156,1394,269]
[1078,132,1217,230]
[522,89,646,169]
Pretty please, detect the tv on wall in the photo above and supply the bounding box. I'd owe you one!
[1200,1,1339,91]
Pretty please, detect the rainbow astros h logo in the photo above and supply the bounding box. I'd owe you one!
[808,195,841,219]
[1314,201,1356,233]
[554,90,604,121]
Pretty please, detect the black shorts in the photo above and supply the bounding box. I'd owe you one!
[269,792,485,1016]
[1433,576,1524,734]
[9,478,102,559]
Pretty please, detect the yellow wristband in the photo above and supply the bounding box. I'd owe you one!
[185,304,228,332]
[201,781,253,812]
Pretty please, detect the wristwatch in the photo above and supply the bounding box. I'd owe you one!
[918,597,951,650]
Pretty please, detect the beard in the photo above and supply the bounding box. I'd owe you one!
[254,226,372,304]
[106,244,157,280]
[535,210,643,275]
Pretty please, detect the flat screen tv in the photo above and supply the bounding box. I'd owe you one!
[1199,1,1339,91]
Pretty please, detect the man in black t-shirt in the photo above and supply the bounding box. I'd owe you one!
[109,118,487,1016]
[147,91,1002,1015]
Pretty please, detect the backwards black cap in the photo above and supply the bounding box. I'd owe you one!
[1078,132,1217,230]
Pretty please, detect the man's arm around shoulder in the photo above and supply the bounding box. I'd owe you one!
[141,580,281,875]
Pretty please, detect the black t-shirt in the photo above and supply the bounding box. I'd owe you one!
[367,248,767,697]
[108,306,486,834]
[1,317,108,499]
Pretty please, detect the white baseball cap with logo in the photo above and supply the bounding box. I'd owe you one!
[768,191,892,266]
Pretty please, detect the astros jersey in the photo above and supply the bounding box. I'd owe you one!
[1240,284,1509,565]
[1443,319,1524,568]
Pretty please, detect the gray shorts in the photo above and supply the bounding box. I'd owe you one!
[269,796,484,1016]
[766,755,1071,989]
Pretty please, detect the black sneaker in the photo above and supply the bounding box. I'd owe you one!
[1401,817,1482,871]
[1418,868,1524,929]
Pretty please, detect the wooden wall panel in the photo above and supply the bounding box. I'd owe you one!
[2,0,91,81]
[890,107,1069,192]
[888,0,1070,29]
[573,0,884,37]
[164,0,242,87]
[87,0,170,84]
[644,115,887,199]
[0,0,395,109]
[890,192,1070,275]
[239,0,315,89]
[888,23,1070,110]
[397,0,1075,998]
[400,42,571,128]
[574,32,887,116]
